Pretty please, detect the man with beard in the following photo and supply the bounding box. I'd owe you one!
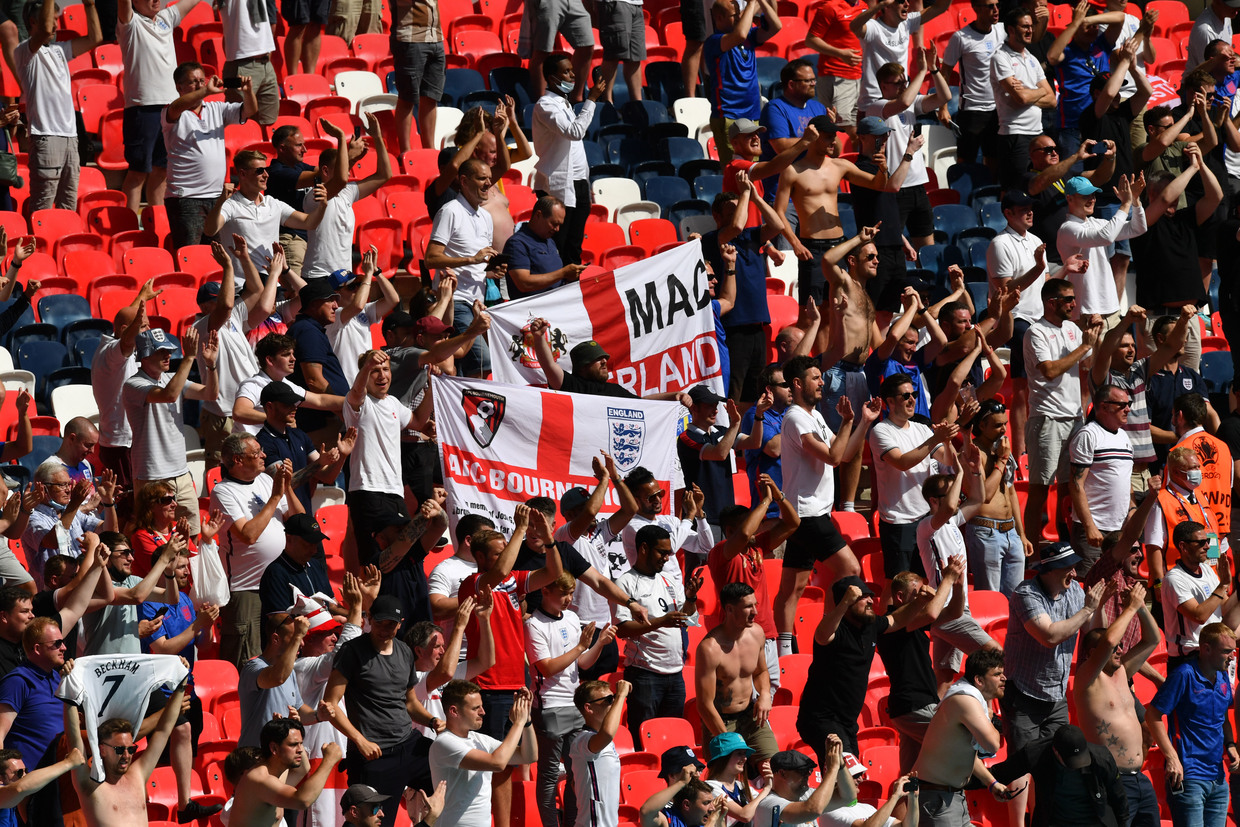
[230,718,344,827]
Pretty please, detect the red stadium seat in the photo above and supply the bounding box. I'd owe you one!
[793,603,823,649]
[108,230,160,263]
[767,706,799,749]
[77,83,123,134]
[147,766,206,809]
[31,208,84,248]
[619,770,664,805]
[350,32,389,70]
[96,110,129,171]
[581,222,626,265]
[969,589,1009,627]
[178,244,222,278]
[452,30,503,64]
[777,653,811,704]
[638,717,696,754]
[316,504,347,558]
[123,247,176,280]
[283,73,332,110]
[628,218,677,254]
[86,205,139,240]
[357,217,404,271]
[63,250,116,292]
[193,660,240,712]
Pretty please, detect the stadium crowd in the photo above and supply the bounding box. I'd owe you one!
[0,0,1237,825]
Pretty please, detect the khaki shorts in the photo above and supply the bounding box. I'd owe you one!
[279,232,307,277]
[135,471,200,535]
[930,611,993,672]
[1025,415,1082,486]
[816,76,859,126]
[199,411,233,470]
[720,702,779,760]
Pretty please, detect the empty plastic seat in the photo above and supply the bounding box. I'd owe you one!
[123,246,176,279]
[86,205,139,239]
[1202,351,1234,396]
[334,70,385,113]
[15,342,69,401]
[637,718,696,754]
[31,208,84,247]
[37,294,90,329]
[591,178,642,222]
[932,203,981,242]
[643,175,693,211]
[628,218,678,254]
[661,136,705,169]
[283,73,332,110]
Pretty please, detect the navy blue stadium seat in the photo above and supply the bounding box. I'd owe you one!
[661,137,705,170]
[10,324,58,353]
[917,243,964,277]
[644,61,685,106]
[838,203,857,238]
[969,185,1003,208]
[0,299,34,348]
[932,204,981,243]
[608,138,647,171]
[16,340,69,404]
[72,336,101,369]
[755,57,787,99]
[978,202,1006,234]
[61,317,111,349]
[1202,351,1234,396]
[967,282,989,318]
[461,90,501,114]
[666,199,712,227]
[583,139,607,169]
[642,122,690,148]
[440,68,487,108]
[14,435,61,478]
[622,100,671,127]
[489,67,535,110]
[37,295,91,332]
[947,163,993,203]
[692,174,725,202]
[644,176,693,211]
[957,236,992,269]
[677,158,721,186]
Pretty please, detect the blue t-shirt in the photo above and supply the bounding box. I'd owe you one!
[703,27,762,121]
[702,228,770,328]
[503,224,565,300]
[759,95,827,195]
[289,315,348,395]
[1055,36,1110,129]
[677,421,735,525]
[864,353,932,419]
[1151,658,1233,783]
[740,405,785,518]
[713,300,730,393]
[256,422,318,514]
[0,663,62,767]
[141,591,198,696]
[268,159,314,240]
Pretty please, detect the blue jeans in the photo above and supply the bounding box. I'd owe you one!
[1168,776,1229,827]
[625,666,686,746]
[964,523,1026,597]
[452,298,491,377]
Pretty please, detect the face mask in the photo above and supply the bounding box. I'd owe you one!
[553,78,573,95]
[1185,470,1204,488]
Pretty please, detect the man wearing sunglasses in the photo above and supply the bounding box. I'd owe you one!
[567,679,631,827]
[1066,384,1134,577]
[1024,136,1115,266]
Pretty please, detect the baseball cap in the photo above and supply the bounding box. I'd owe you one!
[1052,725,1092,770]
[855,116,890,137]
[196,281,221,305]
[299,279,339,306]
[706,732,754,763]
[1063,176,1103,196]
[831,575,875,606]
[340,784,388,813]
[135,329,178,360]
[370,595,404,623]
[807,114,837,138]
[728,118,766,140]
[842,752,867,777]
[287,585,340,634]
[260,380,302,407]
[770,750,816,774]
[658,746,705,779]
[284,513,327,543]
[1001,190,1035,211]
[560,486,591,516]
[415,315,452,337]
[688,384,726,406]
[570,340,609,369]
[328,269,362,291]
[1035,541,1083,572]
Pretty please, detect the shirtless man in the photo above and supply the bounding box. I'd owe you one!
[967,402,1036,595]
[695,582,778,763]
[229,717,344,827]
[912,650,1023,826]
[1072,583,1162,827]
[65,659,190,827]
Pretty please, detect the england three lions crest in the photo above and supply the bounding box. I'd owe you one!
[463,389,507,449]
[607,407,645,473]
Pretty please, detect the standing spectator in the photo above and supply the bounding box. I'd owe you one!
[760,59,829,179]
[942,0,1003,169]
[234,332,345,436]
[1046,1,1127,159]
[205,150,332,279]
[568,679,631,827]
[619,467,715,589]
[328,0,382,48]
[211,435,304,667]
[228,720,344,826]
[1160,520,1240,670]
[992,8,1057,188]
[255,382,351,516]
[772,355,874,657]
[329,258,402,386]
[390,0,445,151]
[217,0,279,127]
[289,279,349,442]
[869,372,956,578]
[596,0,643,103]
[257,513,335,616]
[1171,393,1233,541]
[0,587,32,678]
[1024,137,1116,266]
[425,159,500,377]
[427,515,493,641]
[850,0,951,108]
[677,386,741,532]
[703,0,781,164]
[121,327,218,536]
[1022,279,1099,544]
[162,66,258,250]
[967,402,1035,595]
[14,0,100,212]
[79,530,179,656]
[521,0,593,101]
[0,617,68,824]
[1187,0,1237,72]
[1145,446,1221,590]
[1147,316,1217,468]
[1147,622,1237,826]
[430,681,536,827]
[806,0,866,135]
[1067,384,1135,575]
[502,196,587,300]
[94,288,156,493]
[282,0,326,74]
[738,367,790,515]
[116,0,199,213]
[321,595,446,827]
[532,55,606,266]
[238,612,320,748]
[614,525,701,743]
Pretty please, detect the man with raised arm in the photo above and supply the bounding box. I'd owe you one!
[752,741,841,827]
[229,717,344,827]
[65,658,191,827]
[568,679,631,827]
[1072,582,1162,826]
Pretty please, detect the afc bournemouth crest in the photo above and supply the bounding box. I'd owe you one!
[463,389,507,448]
[607,407,645,473]
[510,320,569,368]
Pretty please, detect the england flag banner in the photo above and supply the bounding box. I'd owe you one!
[435,374,683,534]
[486,239,727,398]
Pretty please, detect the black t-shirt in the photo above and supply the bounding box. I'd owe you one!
[560,371,638,398]
[0,635,20,678]
[267,159,314,240]
[799,614,889,727]
[851,155,903,248]
[1078,104,1136,196]
[514,540,592,615]
[333,635,418,750]
[1217,413,1240,470]
[1218,219,1240,310]
[1148,365,1208,469]
[677,424,734,525]
[875,612,937,718]
[1023,171,1068,265]
[1130,209,1206,309]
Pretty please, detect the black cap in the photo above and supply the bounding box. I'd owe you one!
[560,486,590,516]
[831,575,875,605]
[570,340,609,369]
[284,513,327,543]
[1052,725,1092,769]
[1035,541,1082,572]
[383,310,416,331]
[688,384,726,406]
[808,114,837,138]
[260,380,302,407]
[1001,190,1035,211]
[196,281,221,305]
[340,784,388,812]
[299,279,338,306]
[370,595,403,623]
[658,746,705,779]
[770,750,816,774]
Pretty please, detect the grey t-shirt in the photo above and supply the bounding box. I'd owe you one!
[122,369,189,480]
[81,574,142,656]
[332,634,417,750]
[238,655,304,748]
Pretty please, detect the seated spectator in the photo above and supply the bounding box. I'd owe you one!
[22,469,118,589]
[502,196,587,300]
[701,732,772,821]
[0,587,32,677]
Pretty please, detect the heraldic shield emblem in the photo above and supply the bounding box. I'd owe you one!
[463,389,507,448]
[607,407,645,474]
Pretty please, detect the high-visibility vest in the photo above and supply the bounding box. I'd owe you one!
[1171,432,1233,536]
[1156,487,1217,570]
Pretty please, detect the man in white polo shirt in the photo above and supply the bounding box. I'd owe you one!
[14,0,101,212]
[849,0,951,107]
[425,158,500,378]
[162,62,257,250]
[205,149,333,279]
[94,284,157,491]
[990,7,1056,189]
